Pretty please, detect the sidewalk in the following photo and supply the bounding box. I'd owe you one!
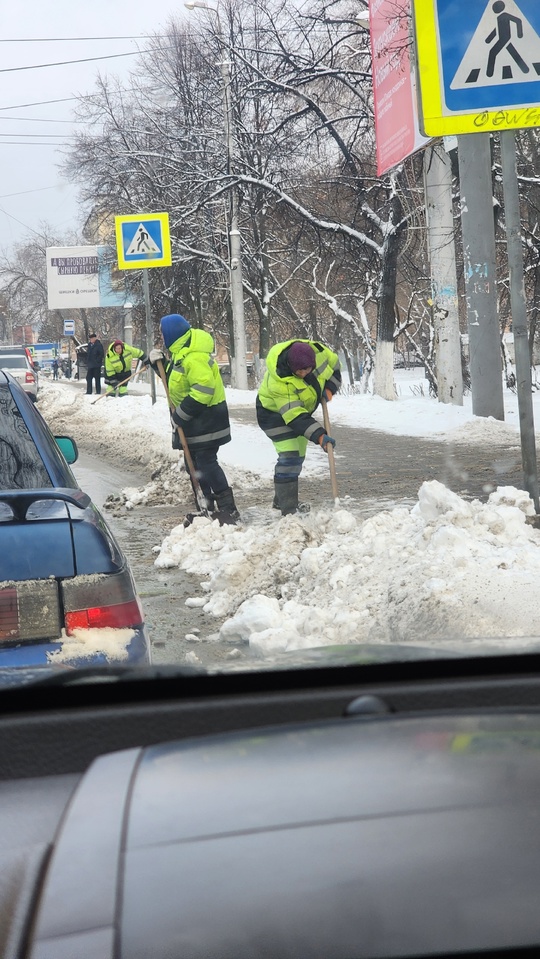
[230,408,524,512]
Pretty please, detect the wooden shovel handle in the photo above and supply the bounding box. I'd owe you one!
[321,396,339,501]
[155,360,207,511]
[91,367,142,404]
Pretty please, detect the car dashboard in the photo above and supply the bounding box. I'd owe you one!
[1,655,540,959]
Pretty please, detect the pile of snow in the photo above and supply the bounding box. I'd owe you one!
[155,481,540,657]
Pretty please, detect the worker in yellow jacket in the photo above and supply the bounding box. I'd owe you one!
[256,339,341,515]
[150,313,238,520]
[104,339,148,396]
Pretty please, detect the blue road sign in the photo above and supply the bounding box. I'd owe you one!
[115,213,172,270]
[414,0,540,133]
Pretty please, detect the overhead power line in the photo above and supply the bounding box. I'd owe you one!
[0,36,160,42]
[0,97,97,111]
[0,184,63,198]
[0,50,142,73]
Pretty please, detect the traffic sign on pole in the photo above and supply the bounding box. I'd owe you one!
[413,0,540,134]
[115,213,172,270]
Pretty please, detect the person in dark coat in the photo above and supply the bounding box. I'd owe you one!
[85,333,105,395]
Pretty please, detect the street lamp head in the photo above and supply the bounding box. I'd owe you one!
[184,1,211,8]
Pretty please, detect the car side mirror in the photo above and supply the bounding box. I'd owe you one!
[55,436,78,464]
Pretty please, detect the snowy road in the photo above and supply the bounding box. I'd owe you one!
[73,451,244,668]
[42,378,540,670]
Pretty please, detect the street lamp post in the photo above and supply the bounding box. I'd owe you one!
[185,0,249,390]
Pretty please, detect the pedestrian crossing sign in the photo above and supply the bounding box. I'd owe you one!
[412,0,540,134]
[115,212,172,270]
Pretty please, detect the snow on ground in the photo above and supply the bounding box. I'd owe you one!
[38,376,540,658]
[154,482,540,656]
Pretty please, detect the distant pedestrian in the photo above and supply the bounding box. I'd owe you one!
[257,338,341,514]
[85,333,105,395]
[52,359,59,380]
[104,338,149,397]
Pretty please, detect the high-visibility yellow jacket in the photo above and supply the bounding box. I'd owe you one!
[104,342,146,380]
[165,328,231,450]
[256,339,341,445]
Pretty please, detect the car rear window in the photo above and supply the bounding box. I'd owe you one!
[0,385,51,490]
[0,357,29,370]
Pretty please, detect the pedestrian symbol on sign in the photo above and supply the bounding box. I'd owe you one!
[125,224,161,257]
[450,0,540,89]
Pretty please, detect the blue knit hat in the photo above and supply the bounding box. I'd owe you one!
[160,313,191,348]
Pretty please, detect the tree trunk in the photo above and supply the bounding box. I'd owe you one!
[373,196,403,400]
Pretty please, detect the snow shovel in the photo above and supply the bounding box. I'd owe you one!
[155,360,237,527]
[91,366,144,404]
[321,395,339,504]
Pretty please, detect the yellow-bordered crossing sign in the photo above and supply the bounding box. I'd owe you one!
[115,212,172,270]
[413,0,540,135]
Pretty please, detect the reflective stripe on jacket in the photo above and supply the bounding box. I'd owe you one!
[166,328,231,450]
[256,339,341,445]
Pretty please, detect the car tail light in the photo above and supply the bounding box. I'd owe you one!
[25,371,35,384]
[0,581,61,643]
[65,598,143,633]
[62,569,144,635]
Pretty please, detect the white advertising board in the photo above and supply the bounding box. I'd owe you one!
[46,247,100,310]
[46,246,126,310]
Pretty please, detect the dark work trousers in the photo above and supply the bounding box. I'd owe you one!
[185,444,229,505]
[86,368,102,395]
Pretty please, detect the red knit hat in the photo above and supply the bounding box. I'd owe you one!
[113,339,123,349]
[287,342,316,372]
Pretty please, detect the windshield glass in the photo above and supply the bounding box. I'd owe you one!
[2,1,540,683]
[0,357,29,370]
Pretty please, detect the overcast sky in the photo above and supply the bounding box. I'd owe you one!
[1,1,186,252]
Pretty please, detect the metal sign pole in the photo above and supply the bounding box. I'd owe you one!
[457,133,504,420]
[500,129,540,513]
[142,271,156,405]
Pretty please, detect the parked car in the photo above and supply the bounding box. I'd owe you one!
[0,369,150,669]
[0,344,39,401]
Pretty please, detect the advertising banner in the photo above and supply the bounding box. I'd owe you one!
[46,246,126,310]
[369,0,431,175]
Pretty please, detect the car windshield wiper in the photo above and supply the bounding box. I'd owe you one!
[14,663,208,687]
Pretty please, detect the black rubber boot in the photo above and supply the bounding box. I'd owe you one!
[214,487,240,521]
[274,480,299,515]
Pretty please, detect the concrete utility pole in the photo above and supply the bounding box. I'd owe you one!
[220,54,249,390]
[457,133,504,420]
[423,143,463,405]
[185,0,249,390]
[500,130,540,512]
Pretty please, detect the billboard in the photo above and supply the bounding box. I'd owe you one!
[369,0,431,175]
[46,246,126,310]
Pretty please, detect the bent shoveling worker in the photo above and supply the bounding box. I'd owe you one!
[257,338,341,515]
[150,313,239,522]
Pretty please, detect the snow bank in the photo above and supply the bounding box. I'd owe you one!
[154,481,540,657]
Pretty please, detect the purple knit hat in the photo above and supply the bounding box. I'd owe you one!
[287,342,316,373]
